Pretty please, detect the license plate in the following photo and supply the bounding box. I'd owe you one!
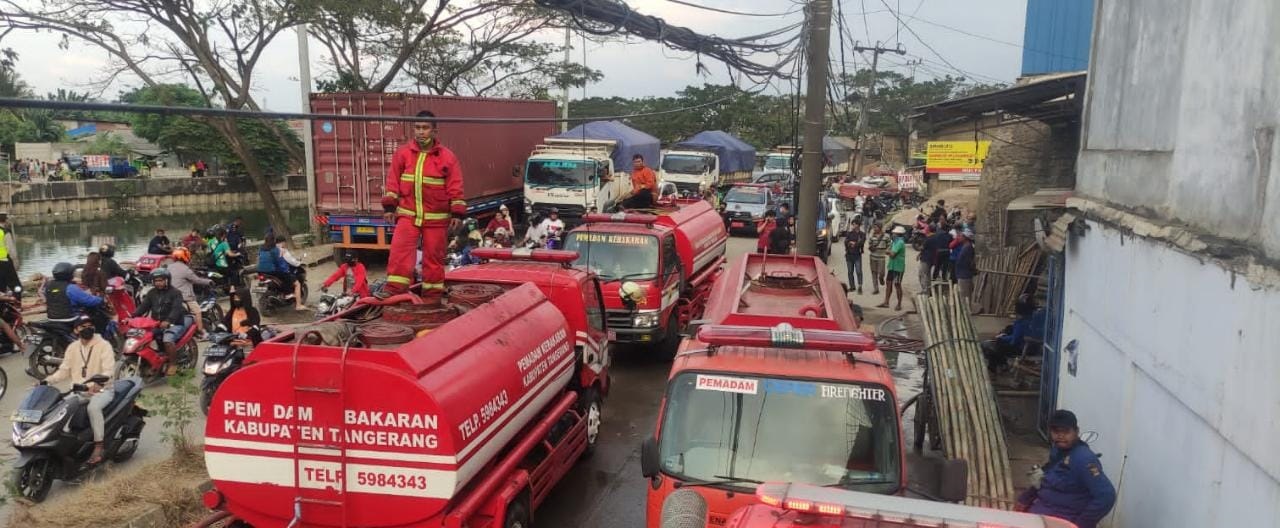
[251,287,266,293]
[355,226,376,235]
[10,409,41,423]
[731,222,745,228]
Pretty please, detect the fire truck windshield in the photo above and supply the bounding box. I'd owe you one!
[658,373,900,494]
[526,159,594,187]
[564,232,660,281]
[661,154,712,174]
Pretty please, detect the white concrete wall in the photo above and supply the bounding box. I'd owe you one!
[1059,220,1280,526]
[1077,0,1280,259]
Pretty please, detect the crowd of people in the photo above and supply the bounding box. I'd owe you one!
[9,158,71,182]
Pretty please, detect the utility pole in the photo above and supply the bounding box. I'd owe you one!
[849,42,906,179]
[297,24,319,240]
[560,28,571,133]
[796,0,833,256]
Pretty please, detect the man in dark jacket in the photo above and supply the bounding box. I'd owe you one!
[768,215,794,254]
[131,268,191,366]
[1017,410,1116,528]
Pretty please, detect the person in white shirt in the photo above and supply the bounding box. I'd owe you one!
[531,208,566,248]
[43,315,117,464]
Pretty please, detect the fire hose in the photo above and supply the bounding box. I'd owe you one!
[358,321,417,346]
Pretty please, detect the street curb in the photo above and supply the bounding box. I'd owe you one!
[116,479,212,528]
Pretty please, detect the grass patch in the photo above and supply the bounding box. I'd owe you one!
[7,448,209,528]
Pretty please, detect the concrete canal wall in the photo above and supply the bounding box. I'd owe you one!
[0,176,308,226]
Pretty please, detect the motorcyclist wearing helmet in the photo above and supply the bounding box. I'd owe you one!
[43,314,116,464]
[46,262,109,334]
[131,267,192,372]
[322,252,370,298]
[167,247,214,336]
[98,244,128,280]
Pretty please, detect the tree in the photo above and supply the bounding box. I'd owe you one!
[81,131,131,156]
[307,1,599,98]
[1,0,307,240]
[0,57,65,154]
[120,84,299,176]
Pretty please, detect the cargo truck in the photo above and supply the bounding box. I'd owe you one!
[564,200,727,358]
[761,137,852,177]
[641,253,909,528]
[310,93,554,256]
[200,248,610,528]
[523,120,659,222]
[661,130,756,195]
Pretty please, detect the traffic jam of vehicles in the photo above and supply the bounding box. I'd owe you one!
[3,95,1067,528]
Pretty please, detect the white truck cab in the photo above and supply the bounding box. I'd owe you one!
[659,149,718,196]
[524,141,632,221]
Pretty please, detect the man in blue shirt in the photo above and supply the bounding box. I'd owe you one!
[1017,410,1117,528]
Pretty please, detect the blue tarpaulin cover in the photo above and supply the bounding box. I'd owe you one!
[672,130,757,174]
[549,121,661,171]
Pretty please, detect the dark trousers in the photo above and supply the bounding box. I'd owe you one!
[845,253,863,289]
[0,260,20,298]
[621,189,654,210]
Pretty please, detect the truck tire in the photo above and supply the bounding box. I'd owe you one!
[580,387,602,459]
[503,500,530,528]
[657,313,680,361]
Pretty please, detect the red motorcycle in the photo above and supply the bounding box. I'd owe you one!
[105,276,136,325]
[1,289,29,356]
[114,316,198,383]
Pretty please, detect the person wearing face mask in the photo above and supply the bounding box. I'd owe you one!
[43,315,117,464]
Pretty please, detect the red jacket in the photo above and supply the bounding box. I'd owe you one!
[756,218,776,250]
[381,140,465,226]
[322,263,370,298]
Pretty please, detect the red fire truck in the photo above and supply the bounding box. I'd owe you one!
[563,200,727,358]
[640,252,907,527]
[658,483,1078,528]
[200,249,609,528]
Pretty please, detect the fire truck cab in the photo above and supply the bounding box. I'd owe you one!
[564,200,727,358]
[641,253,906,528]
[201,249,610,528]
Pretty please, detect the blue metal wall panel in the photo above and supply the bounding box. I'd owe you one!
[1021,0,1094,75]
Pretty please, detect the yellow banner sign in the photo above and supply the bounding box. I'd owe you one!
[926,141,990,174]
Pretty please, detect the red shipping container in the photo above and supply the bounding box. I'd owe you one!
[310,93,555,216]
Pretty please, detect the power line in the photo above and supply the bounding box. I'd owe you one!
[876,0,1004,84]
[0,94,754,124]
[903,14,1085,63]
[663,0,801,17]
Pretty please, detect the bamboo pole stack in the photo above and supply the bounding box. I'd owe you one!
[973,243,1044,315]
[917,287,1016,509]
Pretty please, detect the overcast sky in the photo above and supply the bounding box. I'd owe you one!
[4,0,1028,111]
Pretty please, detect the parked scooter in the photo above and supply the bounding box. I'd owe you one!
[253,266,308,316]
[114,316,199,383]
[10,375,148,502]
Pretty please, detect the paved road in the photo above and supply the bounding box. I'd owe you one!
[0,233,939,525]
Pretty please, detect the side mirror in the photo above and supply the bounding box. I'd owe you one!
[938,458,969,503]
[640,436,660,478]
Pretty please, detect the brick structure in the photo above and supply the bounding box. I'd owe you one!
[974,121,1077,253]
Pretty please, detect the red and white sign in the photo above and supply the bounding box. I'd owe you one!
[83,154,110,170]
[897,171,921,191]
[695,374,759,394]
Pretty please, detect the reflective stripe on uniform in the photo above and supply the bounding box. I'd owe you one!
[421,282,445,290]
[396,208,450,220]
[387,275,412,285]
[413,153,427,226]
[400,174,444,186]
[0,230,8,261]
[384,191,399,199]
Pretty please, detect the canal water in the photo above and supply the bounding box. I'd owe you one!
[11,206,311,274]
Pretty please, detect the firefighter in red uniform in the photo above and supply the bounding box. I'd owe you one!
[379,110,465,301]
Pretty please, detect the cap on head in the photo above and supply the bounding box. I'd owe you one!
[1049,409,1078,430]
[75,314,94,328]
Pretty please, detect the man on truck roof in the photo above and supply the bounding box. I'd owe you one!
[379,110,466,301]
[622,154,658,210]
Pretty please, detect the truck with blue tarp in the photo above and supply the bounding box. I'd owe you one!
[660,130,757,195]
[523,121,661,221]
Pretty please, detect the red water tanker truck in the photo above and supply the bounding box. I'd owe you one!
[200,249,610,528]
[563,200,727,358]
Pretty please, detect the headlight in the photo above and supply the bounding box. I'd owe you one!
[632,310,661,328]
[14,406,68,447]
[819,228,829,238]
[203,360,225,376]
[124,338,140,351]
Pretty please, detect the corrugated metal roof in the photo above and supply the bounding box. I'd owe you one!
[1021,0,1094,75]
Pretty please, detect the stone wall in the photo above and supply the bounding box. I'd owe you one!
[974,121,1078,252]
[1,176,309,226]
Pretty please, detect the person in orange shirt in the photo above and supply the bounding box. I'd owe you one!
[622,154,658,210]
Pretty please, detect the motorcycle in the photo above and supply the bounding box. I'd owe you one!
[200,329,251,415]
[114,316,199,383]
[315,291,359,320]
[194,271,225,330]
[0,287,29,356]
[10,375,147,502]
[26,305,120,381]
[253,266,308,316]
